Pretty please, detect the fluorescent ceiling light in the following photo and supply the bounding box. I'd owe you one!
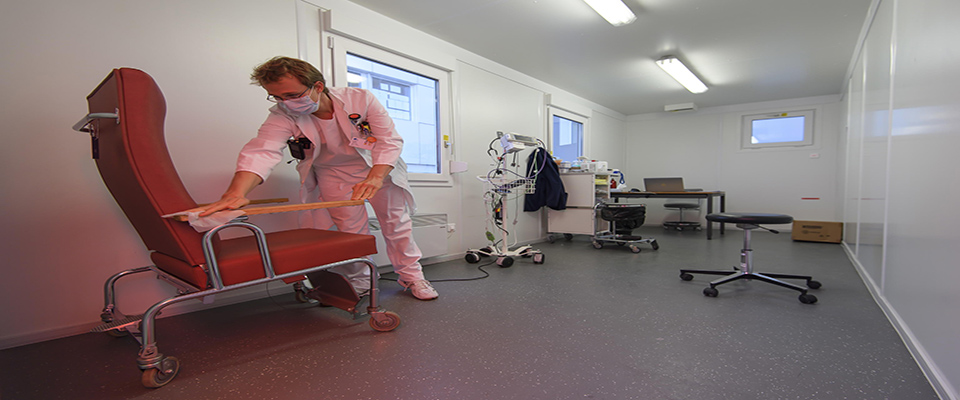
[655,56,708,94]
[583,0,636,26]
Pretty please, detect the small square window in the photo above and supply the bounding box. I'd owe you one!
[742,110,814,149]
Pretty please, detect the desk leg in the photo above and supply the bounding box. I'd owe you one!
[720,194,726,235]
[706,195,714,240]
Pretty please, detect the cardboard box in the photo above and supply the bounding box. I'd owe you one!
[792,221,843,243]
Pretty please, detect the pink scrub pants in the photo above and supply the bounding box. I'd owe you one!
[316,175,425,290]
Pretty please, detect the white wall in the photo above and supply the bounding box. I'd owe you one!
[841,0,960,398]
[623,97,842,226]
[0,0,625,348]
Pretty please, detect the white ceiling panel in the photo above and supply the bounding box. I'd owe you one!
[349,0,873,115]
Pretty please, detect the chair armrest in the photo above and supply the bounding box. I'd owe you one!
[164,200,364,222]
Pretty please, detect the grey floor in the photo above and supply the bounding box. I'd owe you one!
[0,226,940,400]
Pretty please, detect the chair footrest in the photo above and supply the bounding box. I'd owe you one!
[91,314,144,332]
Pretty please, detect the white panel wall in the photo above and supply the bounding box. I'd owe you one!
[456,62,547,250]
[841,0,960,398]
[624,98,841,226]
[0,0,302,349]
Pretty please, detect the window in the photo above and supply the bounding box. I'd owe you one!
[345,54,439,174]
[742,109,814,149]
[330,38,451,184]
[548,108,587,162]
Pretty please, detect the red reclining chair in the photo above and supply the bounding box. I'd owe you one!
[73,68,400,388]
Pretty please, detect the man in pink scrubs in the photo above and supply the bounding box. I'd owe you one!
[200,56,438,300]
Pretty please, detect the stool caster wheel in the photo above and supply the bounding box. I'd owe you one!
[807,280,822,289]
[680,273,693,281]
[799,293,818,304]
[651,240,659,250]
[703,287,719,297]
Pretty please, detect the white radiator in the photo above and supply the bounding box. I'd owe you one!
[367,213,448,266]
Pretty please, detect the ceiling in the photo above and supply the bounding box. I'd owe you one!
[348,0,873,116]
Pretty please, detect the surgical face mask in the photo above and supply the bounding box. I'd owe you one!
[279,87,318,115]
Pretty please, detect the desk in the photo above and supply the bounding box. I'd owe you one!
[611,191,726,239]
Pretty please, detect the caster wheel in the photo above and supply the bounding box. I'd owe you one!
[533,253,545,264]
[629,245,641,253]
[680,273,694,281]
[807,280,822,289]
[799,294,818,304]
[294,290,311,303]
[497,256,514,268]
[651,240,660,250]
[141,356,180,388]
[564,233,574,241]
[547,235,556,244]
[703,287,719,297]
[592,241,603,249]
[369,311,402,332]
[465,252,481,263]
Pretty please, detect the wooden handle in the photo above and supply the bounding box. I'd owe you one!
[240,200,363,216]
[195,198,289,207]
[165,200,363,222]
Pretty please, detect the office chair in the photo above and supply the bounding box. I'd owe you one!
[73,68,400,388]
[679,213,821,304]
[661,187,702,231]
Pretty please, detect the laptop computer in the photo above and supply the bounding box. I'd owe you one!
[643,177,685,192]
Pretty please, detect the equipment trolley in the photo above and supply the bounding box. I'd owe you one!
[592,202,659,253]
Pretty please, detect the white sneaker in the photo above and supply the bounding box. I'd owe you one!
[397,279,439,300]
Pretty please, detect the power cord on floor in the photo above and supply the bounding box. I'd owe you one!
[379,259,496,283]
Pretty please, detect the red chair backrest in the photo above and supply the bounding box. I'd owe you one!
[85,68,207,268]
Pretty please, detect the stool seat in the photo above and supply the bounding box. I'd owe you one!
[663,202,700,209]
[705,213,793,225]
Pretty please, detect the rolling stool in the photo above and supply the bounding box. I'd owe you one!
[662,202,701,231]
[679,213,821,304]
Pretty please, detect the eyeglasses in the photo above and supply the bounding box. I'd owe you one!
[266,86,312,103]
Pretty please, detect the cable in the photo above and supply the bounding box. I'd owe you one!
[378,260,496,283]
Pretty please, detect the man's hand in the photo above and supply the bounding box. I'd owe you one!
[198,195,251,217]
[351,164,394,200]
[199,171,263,216]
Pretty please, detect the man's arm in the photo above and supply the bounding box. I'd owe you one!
[198,171,264,216]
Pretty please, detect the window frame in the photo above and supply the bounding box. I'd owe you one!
[741,109,815,150]
[547,107,590,162]
[328,37,452,186]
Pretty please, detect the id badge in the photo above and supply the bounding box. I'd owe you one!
[349,136,376,150]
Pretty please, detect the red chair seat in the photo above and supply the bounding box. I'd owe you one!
[151,229,376,288]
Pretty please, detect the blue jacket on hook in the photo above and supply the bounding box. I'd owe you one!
[524,147,567,212]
